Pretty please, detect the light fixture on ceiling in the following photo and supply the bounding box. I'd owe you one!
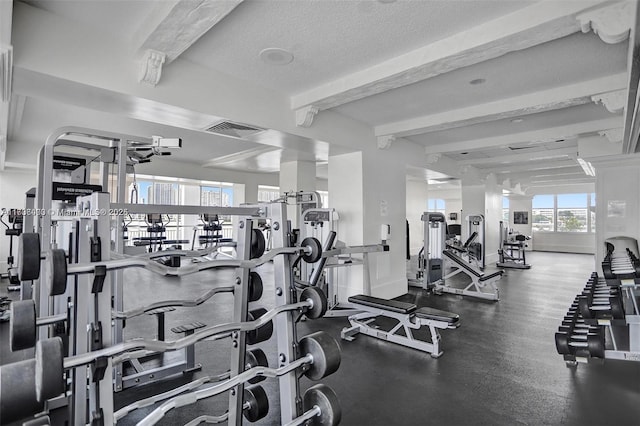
[259,48,294,65]
[469,78,486,85]
[577,157,596,177]
[510,118,524,123]
[0,45,12,102]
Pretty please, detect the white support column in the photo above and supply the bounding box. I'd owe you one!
[461,170,502,265]
[279,159,316,229]
[592,155,640,269]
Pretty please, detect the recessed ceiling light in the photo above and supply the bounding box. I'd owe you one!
[259,48,294,65]
[511,118,524,123]
[469,78,486,85]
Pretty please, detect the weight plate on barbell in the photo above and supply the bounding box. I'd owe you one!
[301,237,322,263]
[18,233,41,281]
[250,229,266,259]
[243,384,269,422]
[245,348,268,384]
[248,271,263,302]
[247,308,273,345]
[10,299,36,351]
[299,331,341,381]
[35,337,65,403]
[303,384,342,426]
[300,286,327,319]
[49,249,68,296]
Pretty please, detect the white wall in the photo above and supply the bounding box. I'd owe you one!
[0,169,37,273]
[532,232,595,254]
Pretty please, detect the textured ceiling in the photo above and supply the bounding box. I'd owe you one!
[7,0,634,190]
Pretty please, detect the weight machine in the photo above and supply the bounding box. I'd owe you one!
[1,208,24,288]
[497,221,531,269]
[408,212,446,290]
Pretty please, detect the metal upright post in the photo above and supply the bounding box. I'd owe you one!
[228,218,253,425]
[270,202,301,423]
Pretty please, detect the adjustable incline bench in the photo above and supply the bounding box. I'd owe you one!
[437,250,502,301]
[341,294,460,357]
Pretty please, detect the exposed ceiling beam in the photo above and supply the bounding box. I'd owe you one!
[457,146,578,167]
[135,0,244,86]
[376,73,627,137]
[488,159,581,175]
[291,0,612,113]
[423,117,622,154]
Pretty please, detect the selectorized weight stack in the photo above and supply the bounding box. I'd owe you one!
[409,212,446,290]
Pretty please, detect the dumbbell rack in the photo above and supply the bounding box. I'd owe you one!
[556,272,640,366]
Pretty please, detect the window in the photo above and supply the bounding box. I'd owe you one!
[427,198,445,214]
[532,195,554,232]
[258,186,280,202]
[557,193,587,232]
[201,185,233,207]
[532,193,595,233]
[317,190,329,208]
[502,197,509,222]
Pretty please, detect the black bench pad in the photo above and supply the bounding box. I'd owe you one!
[348,294,417,314]
[415,307,459,324]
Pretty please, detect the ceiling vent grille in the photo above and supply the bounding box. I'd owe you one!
[204,121,265,139]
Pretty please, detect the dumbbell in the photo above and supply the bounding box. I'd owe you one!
[137,330,341,425]
[578,292,624,320]
[9,299,67,351]
[41,235,323,296]
[555,328,605,358]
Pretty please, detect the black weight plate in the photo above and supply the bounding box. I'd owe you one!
[49,249,68,296]
[577,297,593,319]
[243,384,269,422]
[303,383,342,426]
[248,271,263,302]
[247,308,273,345]
[35,337,65,402]
[610,294,625,320]
[10,300,36,351]
[300,286,327,319]
[18,233,41,281]
[250,229,266,259]
[301,237,322,263]
[587,333,605,358]
[0,359,43,424]
[299,331,341,381]
[554,332,571,355]
[246,348,268,384]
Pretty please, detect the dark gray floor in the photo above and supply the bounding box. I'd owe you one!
[2,251,640,425]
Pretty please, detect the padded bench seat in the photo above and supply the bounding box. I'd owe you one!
[415,307,459,324]
[348,294,417,314]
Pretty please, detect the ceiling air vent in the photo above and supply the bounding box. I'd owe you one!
[204,120,265,139]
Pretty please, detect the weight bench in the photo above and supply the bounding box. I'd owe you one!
[437,250,502,301]
[341,294,460,358]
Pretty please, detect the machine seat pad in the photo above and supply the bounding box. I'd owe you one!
[415,307,459,324]
[171,321,207,334]
[348,294,417,314]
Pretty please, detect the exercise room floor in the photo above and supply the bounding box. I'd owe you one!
[1,251,639,425]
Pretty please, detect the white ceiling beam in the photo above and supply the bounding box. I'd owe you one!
[488,159,581,175]
[424,117,622,154]
[291,0,611,112]
[135,0,244,85]
[458,147,578,167]
[376,73,627,137]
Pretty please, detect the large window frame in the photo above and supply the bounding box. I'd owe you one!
[532,193,595,233]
